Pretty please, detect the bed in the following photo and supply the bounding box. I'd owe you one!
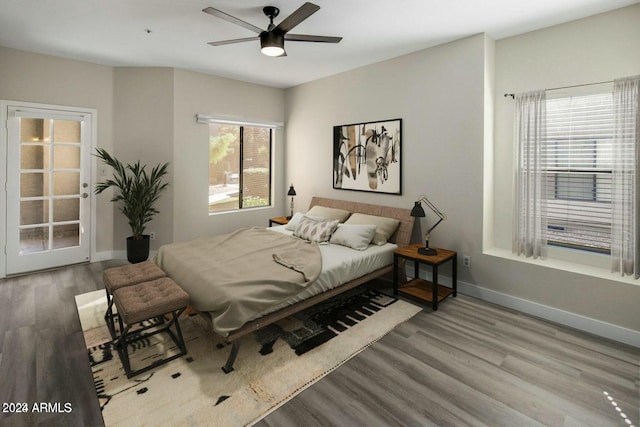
[156,197,414,372]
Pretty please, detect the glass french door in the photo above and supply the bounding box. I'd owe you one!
[5,106,92,274]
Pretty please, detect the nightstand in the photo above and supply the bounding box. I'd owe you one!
[393,244,457,310]
[268,216,290,227]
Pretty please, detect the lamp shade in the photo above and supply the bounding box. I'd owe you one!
[260,32,285,57]
[287,184,296,196]
[410,201,425,217]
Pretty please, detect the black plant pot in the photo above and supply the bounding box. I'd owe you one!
[126,235,150,264]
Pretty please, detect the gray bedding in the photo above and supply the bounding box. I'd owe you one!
[155,227,322,335]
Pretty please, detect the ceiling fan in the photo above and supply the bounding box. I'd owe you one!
[203,2,342,57]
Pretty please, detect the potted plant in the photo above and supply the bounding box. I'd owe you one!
[94,148,169,263]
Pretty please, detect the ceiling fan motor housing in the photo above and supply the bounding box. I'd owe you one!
[204,2,340,56]
[263,6,280,19]
[260,31,285,56]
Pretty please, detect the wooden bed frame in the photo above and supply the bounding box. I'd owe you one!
[217,196,415,373]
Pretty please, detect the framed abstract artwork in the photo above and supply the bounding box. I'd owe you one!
[333,118,401,195]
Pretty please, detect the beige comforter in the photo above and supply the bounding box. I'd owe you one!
[155,227,321,335]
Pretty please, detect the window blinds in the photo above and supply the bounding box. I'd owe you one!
[544,91,615,252]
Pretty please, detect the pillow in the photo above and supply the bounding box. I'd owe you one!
[344,213,400,245]
[294,218,340,243]
[284,212,325,231]
[329,224,376,251]
[306,205,350,223]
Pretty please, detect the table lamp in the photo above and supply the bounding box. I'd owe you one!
[411,195,446,255]
[287,184,296,219]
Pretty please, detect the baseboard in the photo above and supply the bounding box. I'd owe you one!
[92,250,119,262]
[458,281,639,348]
[0,251,156,279]
[93,250,157,262]
[407,267,639,348]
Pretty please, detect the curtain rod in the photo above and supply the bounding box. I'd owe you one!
[195,114,283,128]
[504,79,613,99]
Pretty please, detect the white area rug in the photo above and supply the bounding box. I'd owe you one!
[76,287,421,426]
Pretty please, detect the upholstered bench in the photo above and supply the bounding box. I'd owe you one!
[102,261,166,339]
[112,277,189,378]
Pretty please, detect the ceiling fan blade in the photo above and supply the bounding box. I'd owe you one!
[285,34,342,43]
[207,36,259,47]
[202,7,263,34]
[274,2,320,34]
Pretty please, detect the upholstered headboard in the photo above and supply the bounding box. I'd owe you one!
[309,197,414,248]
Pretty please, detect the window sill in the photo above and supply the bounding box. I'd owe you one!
[483,246,639,286]
[208,204,274,217]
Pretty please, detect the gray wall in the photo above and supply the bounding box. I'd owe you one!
[109,67,286,249]
[284,5,640,339]
[489,4,640,332]
[171,68,285,242]
[0,50,287,256]
[112,67,175,250]
[0,5,638,341]
[0,46,115,256]
[284,33,486,263]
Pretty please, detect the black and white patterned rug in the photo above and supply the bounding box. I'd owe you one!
[254,288,398,356]
[77,286,421,426]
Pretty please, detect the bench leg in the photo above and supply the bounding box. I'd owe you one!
[104,289,119,340]
[222,341,240,374]
[171,310,187,354]
[115,324,133,375]
[115,308,188,379]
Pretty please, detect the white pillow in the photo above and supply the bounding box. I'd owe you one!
[306,205,350,223]
[329,224,376,250]
[285,212,325,231]
[294,218,340,243]
[344,213,400,245]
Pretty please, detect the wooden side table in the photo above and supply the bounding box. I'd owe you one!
[393,244,457,310]
[268,216,290,227]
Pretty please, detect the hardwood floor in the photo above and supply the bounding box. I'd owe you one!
[0,261,123,427]
[259,292,639,427]
[0,261,638,426]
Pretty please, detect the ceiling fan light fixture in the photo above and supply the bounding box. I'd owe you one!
[261,45,285,56]
[204,3,341,57]
[260,31,285,57]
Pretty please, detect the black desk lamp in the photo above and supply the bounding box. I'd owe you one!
[287,184,296,219]
[411,195,446,256]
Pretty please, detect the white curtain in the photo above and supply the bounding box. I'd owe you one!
[611,75,640,278]
[513,90,548,259]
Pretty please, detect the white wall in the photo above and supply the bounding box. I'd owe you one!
[285,33,487,279]
[112,67,288,246]
[487,4,640,333]
[172,68,286,242]
[286,36,484,244]
[0,49,287,262]
[1,6,637,342]
[112,67,175,251]
[285,5,640,342]
[493,4,640,253]
[0,46,115,259]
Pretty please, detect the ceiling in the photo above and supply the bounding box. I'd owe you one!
[0,0,637,89]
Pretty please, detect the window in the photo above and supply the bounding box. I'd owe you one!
[208,123,272,213]
[544,91,614,253]
[514,76,639,274]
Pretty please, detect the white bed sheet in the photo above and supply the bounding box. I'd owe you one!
[256,225,397,317]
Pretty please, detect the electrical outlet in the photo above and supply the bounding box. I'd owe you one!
[463,255,471,268]
[149,232,155,240]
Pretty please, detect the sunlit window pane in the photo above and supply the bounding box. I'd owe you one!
[208,124,272,214]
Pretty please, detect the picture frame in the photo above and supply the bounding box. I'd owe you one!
[333,118,401,195]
